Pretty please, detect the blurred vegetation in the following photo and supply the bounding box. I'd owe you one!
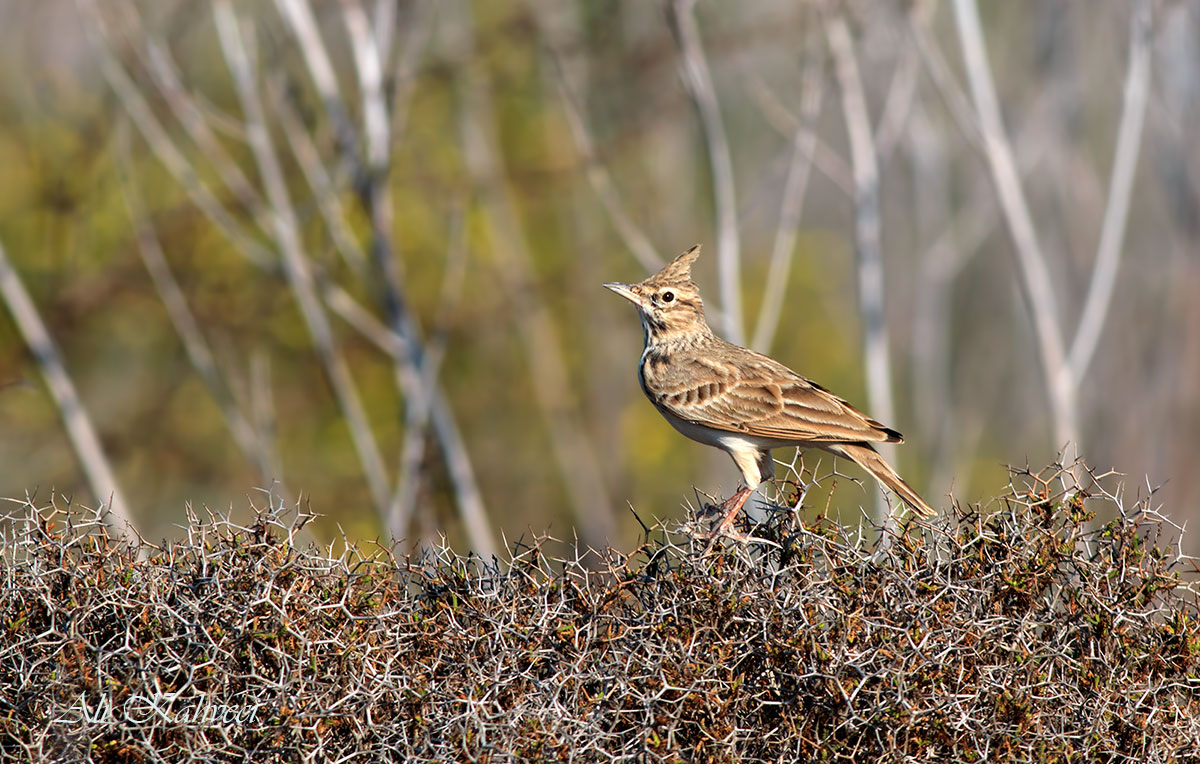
[0,1,1198,554]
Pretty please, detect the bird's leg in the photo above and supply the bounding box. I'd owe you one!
[704,486,755,549]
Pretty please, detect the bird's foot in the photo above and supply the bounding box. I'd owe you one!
[702,486,754,552]
[704,525,751,546]
[702,524,781,552]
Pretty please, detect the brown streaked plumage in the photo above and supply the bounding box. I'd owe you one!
[605,245,936,539]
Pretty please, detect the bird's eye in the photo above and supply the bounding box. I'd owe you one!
[661,291,675,303]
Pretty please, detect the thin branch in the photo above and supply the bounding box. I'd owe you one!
[248,351,281,494]
[751,40,824,354]
[213,0,392,515]
[456,3,618,551]
[426,395,496,559]
[272,0,360,160]
[271,80,369,273]
[389,203,470,537]
[334,0,416,433]
[388,0,436,152]
[952,0,1077,451]
[80,0,275,269]
[90,0,494,552]
[342,0,390,175]
[746,75,854,197]
[140,36,266,217]
[1067,0,1151,380]
[0,239,135,540]
[90,0,252,192]
[321,280,497,558]
[825,15,896,526]
[873,31,920,163]
[321,285,404,356]
[371,0,398,76]
[908,12,985,153]
[115,124,286,492]
[670,0,743,345]
[279,0,481,547]
[544,47,664,273]
[906,43,1056,471]
[911,179,999,498]
[282,0,488,548]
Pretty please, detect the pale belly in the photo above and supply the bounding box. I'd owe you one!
[657,406,797,451]
[654,406,798,488]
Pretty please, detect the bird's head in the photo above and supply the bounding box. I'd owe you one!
[604,245,710,344]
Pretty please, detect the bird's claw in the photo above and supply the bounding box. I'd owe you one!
[702,524,780,553]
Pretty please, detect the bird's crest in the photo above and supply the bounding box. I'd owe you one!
[643,244,701,287]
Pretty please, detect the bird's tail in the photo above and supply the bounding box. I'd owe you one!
[825,443,937,519]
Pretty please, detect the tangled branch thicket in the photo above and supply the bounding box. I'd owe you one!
[1,463,1198,763]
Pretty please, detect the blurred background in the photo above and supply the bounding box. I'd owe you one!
[0,0,1196,555]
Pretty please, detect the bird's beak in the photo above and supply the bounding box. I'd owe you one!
[603,282,642,306]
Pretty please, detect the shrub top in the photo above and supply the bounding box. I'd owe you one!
[2,462,1198,763]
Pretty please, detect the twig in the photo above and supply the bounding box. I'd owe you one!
[910,174,1000,499]
[905,52,1055,489]
[1067,0,1151,381]
[248,351,281,491]
[299,0,489,548]
[341,0,390,180]
[321,285,405,357]
[0,239,135,540]
[910,179,999,438]
[90,0,495,553]
[372,0,398,65]
[302,0,408,357]
[907,11,985,153]
[669,0,743,345]
[279,0,469,545]
[139,31,266,218]
[951,0,1077,452]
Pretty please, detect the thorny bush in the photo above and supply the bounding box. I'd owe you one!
[0,462,1198,763]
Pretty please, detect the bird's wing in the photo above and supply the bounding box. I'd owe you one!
[647,350,901,444]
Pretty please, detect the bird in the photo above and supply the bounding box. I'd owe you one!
[604,244,936,540]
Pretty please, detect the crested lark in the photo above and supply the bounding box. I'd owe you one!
[605,245,936,539]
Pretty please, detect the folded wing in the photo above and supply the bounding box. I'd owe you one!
[649,352,901,445]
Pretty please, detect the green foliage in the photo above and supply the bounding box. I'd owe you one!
[1,462,1197,762]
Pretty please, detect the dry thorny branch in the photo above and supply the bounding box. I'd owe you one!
[2,460,1197,762]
